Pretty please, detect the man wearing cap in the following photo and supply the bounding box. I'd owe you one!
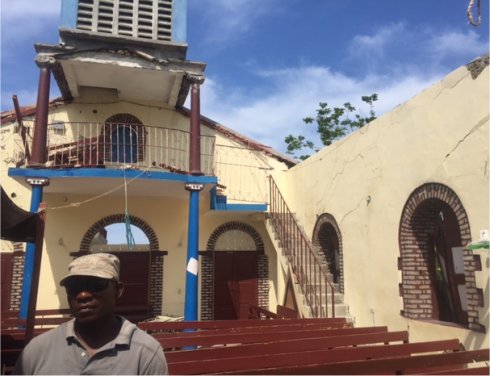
[13,253,168,375]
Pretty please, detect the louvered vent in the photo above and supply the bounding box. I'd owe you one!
[77,0,95,32]
[76,0,173,41]
[98,0,114,34]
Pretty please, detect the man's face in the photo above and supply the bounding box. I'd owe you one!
[64,276,122,324]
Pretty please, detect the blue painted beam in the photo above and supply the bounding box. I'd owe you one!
[8,167,217,185]
[221,203,268,212]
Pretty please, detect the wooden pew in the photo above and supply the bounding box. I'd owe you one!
[218,348,489,375]
[426,366,490,375]
[155,326,389,350]
[156,320,349,336]
[144,314,488,375]
[165,330,411,363]
[1,309,72,329]
[3,309,488,375]
[138,317,349,334]
[1,308,73,374]
[168,339,464,375]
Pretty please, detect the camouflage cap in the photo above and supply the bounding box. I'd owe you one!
[60,253,120,286]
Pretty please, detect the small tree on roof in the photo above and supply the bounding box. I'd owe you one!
[285,93,378,160]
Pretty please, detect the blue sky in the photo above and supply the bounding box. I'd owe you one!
[1,0,489,154]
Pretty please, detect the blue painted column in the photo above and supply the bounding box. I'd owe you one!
[19,180,48,319]
[184,185,202,321]
[184,80,204,322]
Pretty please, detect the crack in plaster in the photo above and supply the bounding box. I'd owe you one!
[445,114,489,158]
[339,196,365,225]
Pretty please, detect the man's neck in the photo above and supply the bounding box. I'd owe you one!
[74,316,122,353]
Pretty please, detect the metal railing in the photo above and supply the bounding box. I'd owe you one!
[269,176,336,318]
[214,144,272,203]
[46,122,215,174]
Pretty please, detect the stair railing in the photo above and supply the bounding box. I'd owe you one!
[268,175,335,317]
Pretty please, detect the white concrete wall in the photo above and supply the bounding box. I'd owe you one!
[281,62,489,349]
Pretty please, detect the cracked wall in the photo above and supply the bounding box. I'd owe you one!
[282,58,489,349]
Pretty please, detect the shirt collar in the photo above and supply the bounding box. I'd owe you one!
[65,316,136,348]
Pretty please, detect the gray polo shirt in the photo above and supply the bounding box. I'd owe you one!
[13,316,168,375]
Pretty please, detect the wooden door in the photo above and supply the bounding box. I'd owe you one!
[111,252,150,307]
[214,251,258,320]
[428,207,467,325]
[1,253,14,310]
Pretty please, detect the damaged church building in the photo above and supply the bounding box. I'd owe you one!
[1,0,488,354]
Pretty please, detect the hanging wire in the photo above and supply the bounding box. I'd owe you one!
[123,166,135,250]
[47,167,150,211]
[467,0,482,26]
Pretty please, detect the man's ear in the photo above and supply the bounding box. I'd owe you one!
[116,282,124,299]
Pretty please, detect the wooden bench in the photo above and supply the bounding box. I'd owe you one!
[221,348,489,375]
[138,317,350,334]
[142,313,488,375]
[3,307,488,375]
[1,309,72,329]
[164,330,411,363]
[154,326,387,350]
[168,339,465,375]
[2,305,151,329]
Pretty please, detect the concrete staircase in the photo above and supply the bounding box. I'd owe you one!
[265,213,351,320]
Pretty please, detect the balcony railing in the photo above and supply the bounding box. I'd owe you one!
[46,122,215,174]
[214,144,272,203]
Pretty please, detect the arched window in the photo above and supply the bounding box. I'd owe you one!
[103,114,145,163]
[398,183,481,330]
[111,125,138,163]
[312,214,344,293]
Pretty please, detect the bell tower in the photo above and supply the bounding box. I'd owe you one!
[35,0,205,106]
[60,0,187,46]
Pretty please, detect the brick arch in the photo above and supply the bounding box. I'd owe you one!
[80,214,159,251]
[206,221,264,254]
[79,214,163,316]
[398,182,481,331]
[201,222,268,320]
[312,213,344,293]
[105,113,143,125]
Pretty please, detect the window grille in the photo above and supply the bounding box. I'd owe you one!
[76,0,173,41]
[51,122,66,136]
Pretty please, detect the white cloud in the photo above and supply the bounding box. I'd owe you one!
[199,65,441,154]
[349,22,407,58]
[1,0,60,19]
[0,0,61,43]
[1,0,61,41]
[190,0,280,44]
[428,30,488,58]
[347,23,488,74]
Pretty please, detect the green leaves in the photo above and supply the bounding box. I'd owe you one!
[284,135,318,160]
[285,93,378,160]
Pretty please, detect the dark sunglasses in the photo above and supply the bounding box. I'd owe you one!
[64,279,112,295]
